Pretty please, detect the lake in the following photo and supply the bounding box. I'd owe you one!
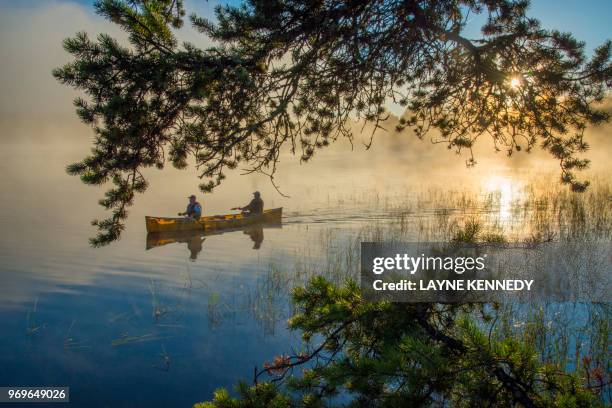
[0,141,609,407]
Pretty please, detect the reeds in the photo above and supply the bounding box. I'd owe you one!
[25,298,45,336]
[237,177,611,389]
[64,319,91,350]
[111,332,171,347]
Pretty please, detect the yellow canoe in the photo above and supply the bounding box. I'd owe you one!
[145,207,282,233]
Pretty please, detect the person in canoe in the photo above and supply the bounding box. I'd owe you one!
[233,191,264,216]
[178,195,202,220]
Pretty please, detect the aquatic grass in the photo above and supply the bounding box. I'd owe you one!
[451,219,482,243]
[224,178,612,397]
[63,319,91,350]
[108,312,130,324]
[206,292,223,327]
[314,175,608,242]
[155,323,186,329]
[111,332,172,347]
[153,344,172,372]
[25,297,46,336]
[149,279,169,321]
[148,277,194,324]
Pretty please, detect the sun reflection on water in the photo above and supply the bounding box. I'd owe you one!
[482,176,525,222]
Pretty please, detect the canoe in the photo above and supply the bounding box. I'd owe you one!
[145,207,282,233]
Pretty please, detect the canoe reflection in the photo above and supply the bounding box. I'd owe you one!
[146,222,280,259]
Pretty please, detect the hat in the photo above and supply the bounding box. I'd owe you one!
[188,194,196,199]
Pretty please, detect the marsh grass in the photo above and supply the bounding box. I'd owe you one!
[111,332,172,347]
[149,279,170,321]
[149,274,195,324]
[25,297,46,336]
[232,177,611,395]
[492,302,610,396]
[63,319,91,351]
[224,177,610,330]
[153,344,172,372]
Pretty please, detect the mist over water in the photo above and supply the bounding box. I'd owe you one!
[0,1,611,405]
[0,104,610,405]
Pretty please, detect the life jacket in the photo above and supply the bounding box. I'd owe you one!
[186,201,202,219]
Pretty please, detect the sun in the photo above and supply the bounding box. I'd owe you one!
[510,77,521,89]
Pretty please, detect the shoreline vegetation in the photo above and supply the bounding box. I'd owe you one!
[196,178,610,407]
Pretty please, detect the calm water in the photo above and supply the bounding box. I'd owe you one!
[0,144,428,407]
[0,143,609,407]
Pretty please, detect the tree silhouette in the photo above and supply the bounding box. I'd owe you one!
[54,0,611,245]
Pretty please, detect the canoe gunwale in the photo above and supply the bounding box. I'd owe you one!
[145,207,282,233]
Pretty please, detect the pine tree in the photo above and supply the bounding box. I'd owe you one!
[54,0,611,244]
[194,277,607,407]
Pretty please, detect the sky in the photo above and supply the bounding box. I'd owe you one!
[464,0,611,54]
[0,0,610,121]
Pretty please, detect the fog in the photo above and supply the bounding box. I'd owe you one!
[0,0,610,219]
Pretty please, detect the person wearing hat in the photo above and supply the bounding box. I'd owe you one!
[234,191,264,216]
[179,195,202,220]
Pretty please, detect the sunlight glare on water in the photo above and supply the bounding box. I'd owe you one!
[482,175,525,223]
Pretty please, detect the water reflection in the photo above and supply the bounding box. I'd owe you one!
[146,223,280,259]
[146,231,207,260]
[244,226,264,249]
[1,143,610,407]
[482,175,525,222]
